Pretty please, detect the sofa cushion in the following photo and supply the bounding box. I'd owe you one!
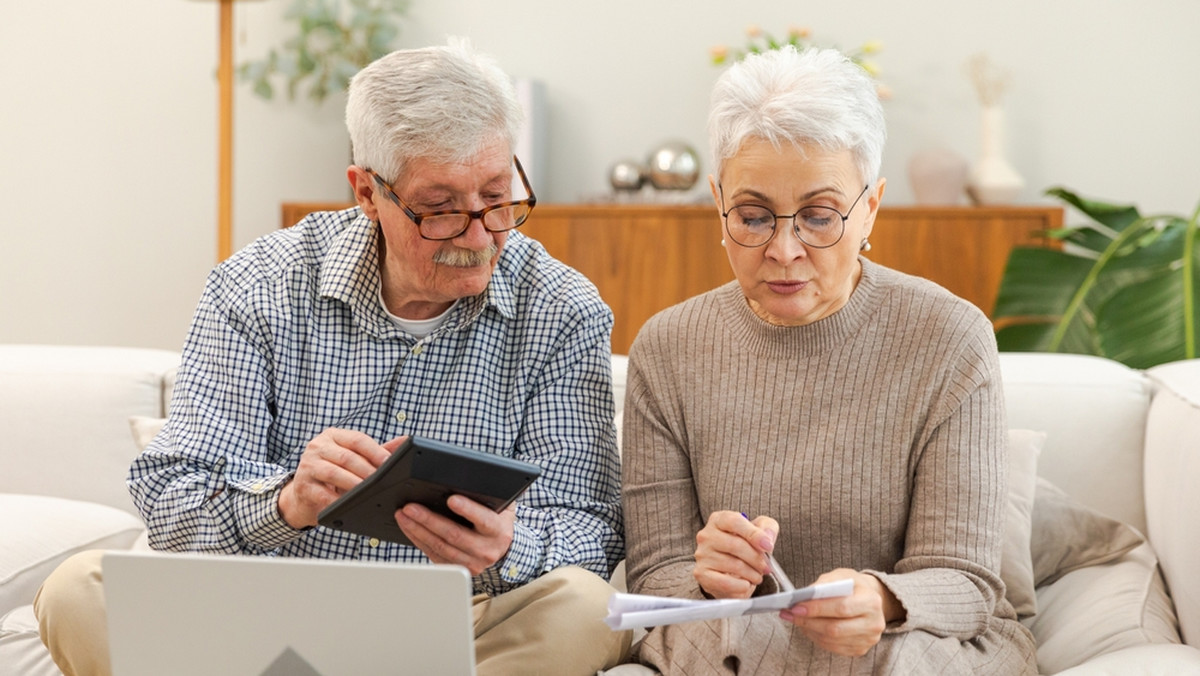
[1001,429,1043,619]
[1024,542,1180,674]
[1031,476,1144,588]
[1051,643,1200,674]
[0,495,144,615]
[0,605,63,676]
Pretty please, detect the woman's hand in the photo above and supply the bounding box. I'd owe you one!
[693,510,780,599]
[780,569,905,657]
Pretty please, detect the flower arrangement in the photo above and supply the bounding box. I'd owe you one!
[711,25,890,98]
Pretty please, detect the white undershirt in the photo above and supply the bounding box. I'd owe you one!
[379,288,458,339]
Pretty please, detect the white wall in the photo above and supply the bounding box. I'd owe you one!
[3,0,1198,351]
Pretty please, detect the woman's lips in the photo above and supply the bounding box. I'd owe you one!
[766,280,807,294]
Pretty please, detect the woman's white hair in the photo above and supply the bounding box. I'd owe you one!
[708,46,886,187]
[345,37,523,183]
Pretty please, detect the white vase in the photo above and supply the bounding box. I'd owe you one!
[967,105,1024,205]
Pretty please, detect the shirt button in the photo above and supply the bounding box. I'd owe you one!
[505,565,519,578]
[368,538,380,548]
[395,411,407,423]
[412,344,425,355]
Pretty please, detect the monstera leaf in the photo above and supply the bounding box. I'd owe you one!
[993,187,1199,369]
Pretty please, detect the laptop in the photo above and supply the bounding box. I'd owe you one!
[103,551,477,676]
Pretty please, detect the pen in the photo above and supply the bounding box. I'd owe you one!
[741,512,794,592]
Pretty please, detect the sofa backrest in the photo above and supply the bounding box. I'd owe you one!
[999,353,1151,534]
[613,352,1153,534]
[0,345,181,515]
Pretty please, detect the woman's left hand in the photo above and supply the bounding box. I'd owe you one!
[779,568,905,657]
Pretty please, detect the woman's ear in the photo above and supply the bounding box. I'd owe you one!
[347,166,380,222]
[862,177,887,240]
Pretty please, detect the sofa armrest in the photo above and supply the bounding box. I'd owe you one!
[1145,359,1200,647]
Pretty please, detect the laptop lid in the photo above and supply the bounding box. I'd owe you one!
[103,551,476,676]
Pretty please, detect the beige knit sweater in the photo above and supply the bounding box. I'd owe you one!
[622,259,1037,674]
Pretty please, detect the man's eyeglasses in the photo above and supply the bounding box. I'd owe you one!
[368,156,538,241]
[719,184,869,249]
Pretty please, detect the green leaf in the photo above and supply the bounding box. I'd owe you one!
[995,188,1200,367]
[992,247,1093,317]
[253,79,274,99]
[1046,187,1141,233]
[995,321,1058,352]
[1096,270,1190,368]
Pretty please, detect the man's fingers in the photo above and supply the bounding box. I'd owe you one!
[321,428,396,469]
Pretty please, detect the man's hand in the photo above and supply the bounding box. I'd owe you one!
[395,497,516,576]
[693,510,780,599]
[278,429,405,529]
[780,569,905,657]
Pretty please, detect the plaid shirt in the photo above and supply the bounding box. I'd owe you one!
[129,209,623,595]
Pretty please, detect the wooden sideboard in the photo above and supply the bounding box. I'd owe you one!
[282,202,1061,354]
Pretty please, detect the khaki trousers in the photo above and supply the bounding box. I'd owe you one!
[35,549,631,676]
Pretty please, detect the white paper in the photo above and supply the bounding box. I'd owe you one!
[605,578,855,631]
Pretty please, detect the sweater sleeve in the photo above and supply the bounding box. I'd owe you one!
[869,327,1013,640]
[620,315,709,600]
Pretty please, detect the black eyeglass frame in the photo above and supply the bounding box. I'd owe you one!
[718,183,870,249]
[367,155,538,241]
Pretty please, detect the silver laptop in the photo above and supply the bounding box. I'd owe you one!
[104,551,477,676]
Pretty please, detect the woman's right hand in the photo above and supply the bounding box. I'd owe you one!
[693,510,780,599]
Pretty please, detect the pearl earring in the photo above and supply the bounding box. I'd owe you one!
[860,238,872,252]
[721,238,726,246]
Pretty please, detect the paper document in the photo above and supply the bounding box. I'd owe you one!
[604,578,854,631]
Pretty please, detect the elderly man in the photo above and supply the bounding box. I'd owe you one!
[35,39,629,676]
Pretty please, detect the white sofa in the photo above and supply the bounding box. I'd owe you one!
[2,344,1199,675]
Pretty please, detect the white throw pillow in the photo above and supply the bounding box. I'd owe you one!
[0,495,144,614]
[1000,428,1045,619]
[128,415,168,451]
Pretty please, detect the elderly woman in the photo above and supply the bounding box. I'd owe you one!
[621,46,1037,674]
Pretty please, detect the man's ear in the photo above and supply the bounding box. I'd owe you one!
[347,166,380,221]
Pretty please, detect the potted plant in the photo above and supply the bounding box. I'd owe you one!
[238,0,409,104]
[993,187,1200,368]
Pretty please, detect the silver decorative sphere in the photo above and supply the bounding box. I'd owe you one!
[609,159,646,191]
[645,141,701,190]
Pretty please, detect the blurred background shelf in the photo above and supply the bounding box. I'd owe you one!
[282,203,1061,354]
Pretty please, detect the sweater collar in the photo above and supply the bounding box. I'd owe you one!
[717,257,883,358]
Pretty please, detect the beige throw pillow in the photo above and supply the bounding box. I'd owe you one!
[1001,429,1045,619]
[1031,476,1145,588]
